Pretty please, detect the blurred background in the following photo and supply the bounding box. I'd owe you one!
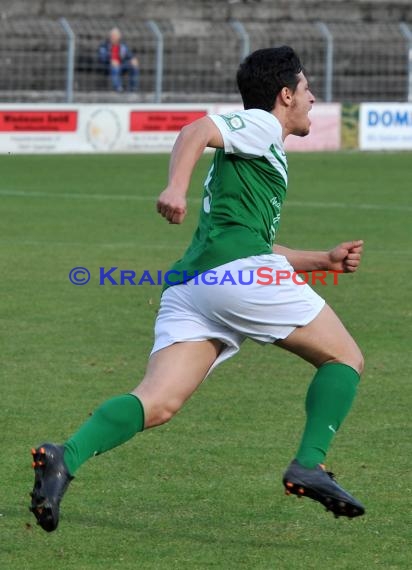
[0,0,411,104]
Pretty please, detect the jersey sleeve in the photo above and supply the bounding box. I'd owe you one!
[208,110,282,158]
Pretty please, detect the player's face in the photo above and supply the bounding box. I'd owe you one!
[289,73,315,137]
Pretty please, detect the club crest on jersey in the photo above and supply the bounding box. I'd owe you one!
[221,113,245,131]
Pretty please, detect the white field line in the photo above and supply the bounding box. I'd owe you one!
[0,189,411,212]
[285,200,412,213]
[0,239,410,256]
[0,239,186,249]
[0,189,156,201]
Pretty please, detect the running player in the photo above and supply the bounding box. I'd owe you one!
[30,46,365,532]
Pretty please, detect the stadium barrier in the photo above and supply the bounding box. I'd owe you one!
[0,18,411,104]
[0,103,341,154]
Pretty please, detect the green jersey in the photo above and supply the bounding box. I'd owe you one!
[165,109,288,288]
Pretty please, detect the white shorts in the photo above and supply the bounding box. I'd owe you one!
[151,254,325,374]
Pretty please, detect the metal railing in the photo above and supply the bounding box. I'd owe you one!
[0,18,411,103]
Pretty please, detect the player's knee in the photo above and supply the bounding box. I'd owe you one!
[352,346,364,375]
[152,406,175,427]
[144,401,180,428]
[336,345,364,376]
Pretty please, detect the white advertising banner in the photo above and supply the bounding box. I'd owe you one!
[359,103,412,150]
[285,103,341,151]
[0,103,341,154]
[0,104,210,154]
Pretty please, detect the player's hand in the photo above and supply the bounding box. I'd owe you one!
[327,240,364,273]
[156,187,187,224]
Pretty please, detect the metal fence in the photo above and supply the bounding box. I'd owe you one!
[0,18,411,103]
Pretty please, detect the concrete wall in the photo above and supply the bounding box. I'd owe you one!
[0,0,411,23]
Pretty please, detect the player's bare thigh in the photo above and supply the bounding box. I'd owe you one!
[275,304,364,373]
[132,339,223,428]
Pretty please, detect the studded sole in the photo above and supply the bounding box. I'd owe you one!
[29,447,56,531]
[283,479,364,519]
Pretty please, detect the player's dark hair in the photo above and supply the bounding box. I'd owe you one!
[236,46,303,112]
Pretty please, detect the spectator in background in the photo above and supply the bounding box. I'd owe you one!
[98,27,140,92]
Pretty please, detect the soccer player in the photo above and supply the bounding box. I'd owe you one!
[30,46,365,532]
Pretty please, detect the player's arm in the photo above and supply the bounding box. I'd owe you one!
[157,117,224,224]
[274,241,364,273]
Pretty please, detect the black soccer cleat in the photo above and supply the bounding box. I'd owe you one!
[29,443,73,532]
[283,459,365,519]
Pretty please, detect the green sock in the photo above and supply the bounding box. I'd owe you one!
[295,362,360,469]
[63,394,144,476]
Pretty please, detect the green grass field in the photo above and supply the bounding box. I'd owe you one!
[1,152,411,570]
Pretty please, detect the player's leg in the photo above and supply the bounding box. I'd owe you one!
[276,303,363,467]
[190,254,365,517]
[132,340,221,427]
[30,339,222,532]
[276,303,363,371]
[64,339,222,474]
[275,304,365,517]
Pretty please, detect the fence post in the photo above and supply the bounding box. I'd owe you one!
[59,18,75,103]
[316,21,334,103]
[146,20,164,104]
[230,20,250,61]
[399,23,412,102]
